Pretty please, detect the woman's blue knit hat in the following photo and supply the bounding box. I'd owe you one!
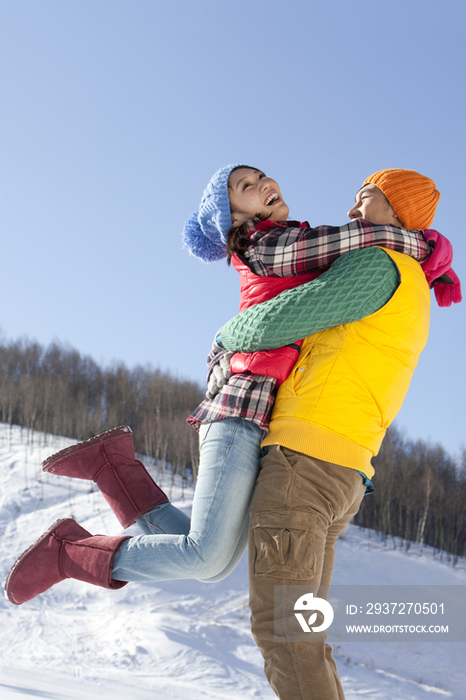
[182,164,248,263]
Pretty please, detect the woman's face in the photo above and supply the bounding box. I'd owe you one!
[228,168,289,226]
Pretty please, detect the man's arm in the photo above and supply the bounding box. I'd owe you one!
[219,247,400,352]
[242,219,430,277]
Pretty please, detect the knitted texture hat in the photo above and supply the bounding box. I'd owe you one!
[363,169,440,230]
[183,164,248,262]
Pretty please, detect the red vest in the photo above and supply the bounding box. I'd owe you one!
[230,254,321,383]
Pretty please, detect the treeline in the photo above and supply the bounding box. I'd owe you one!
[0,338,205,478]
[355,426,466,564]
[1,337,465,562]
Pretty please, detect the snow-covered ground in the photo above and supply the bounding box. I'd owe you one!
[0,422,465,699]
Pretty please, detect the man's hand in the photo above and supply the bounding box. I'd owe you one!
[206,340,234,399]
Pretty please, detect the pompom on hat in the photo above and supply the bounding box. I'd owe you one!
[363,169,440,230]
[183,164,249,262]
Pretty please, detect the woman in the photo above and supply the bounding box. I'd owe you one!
[5,165,438,604]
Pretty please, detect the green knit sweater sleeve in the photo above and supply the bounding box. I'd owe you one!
[220,247,400,352]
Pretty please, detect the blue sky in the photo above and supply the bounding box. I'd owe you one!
[1,0,465,457]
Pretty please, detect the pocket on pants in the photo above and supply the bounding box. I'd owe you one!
[251,510,316,580]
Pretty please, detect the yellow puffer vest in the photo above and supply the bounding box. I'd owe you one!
[262,248,431,478]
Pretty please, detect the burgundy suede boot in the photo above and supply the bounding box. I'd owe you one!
[4,518,131,605]
[42,426,169,528]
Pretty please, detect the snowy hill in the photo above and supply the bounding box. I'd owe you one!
[0,423,465,700]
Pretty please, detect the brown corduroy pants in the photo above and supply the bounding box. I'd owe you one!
[249,445,366,700]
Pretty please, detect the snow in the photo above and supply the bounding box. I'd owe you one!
[0,423,465,700]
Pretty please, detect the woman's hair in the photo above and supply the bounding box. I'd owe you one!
[225,214,268,264]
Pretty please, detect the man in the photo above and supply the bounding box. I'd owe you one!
[216,169,460,699]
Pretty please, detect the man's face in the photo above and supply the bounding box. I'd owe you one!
[228,167,290,227]
[348,184,400,226]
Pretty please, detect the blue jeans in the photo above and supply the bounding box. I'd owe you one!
[112,418,264,583]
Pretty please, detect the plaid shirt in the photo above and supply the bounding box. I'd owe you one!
[187,219,430,432]
[242,218,429,275]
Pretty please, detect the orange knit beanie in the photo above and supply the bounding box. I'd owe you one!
[363,169,440,229]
